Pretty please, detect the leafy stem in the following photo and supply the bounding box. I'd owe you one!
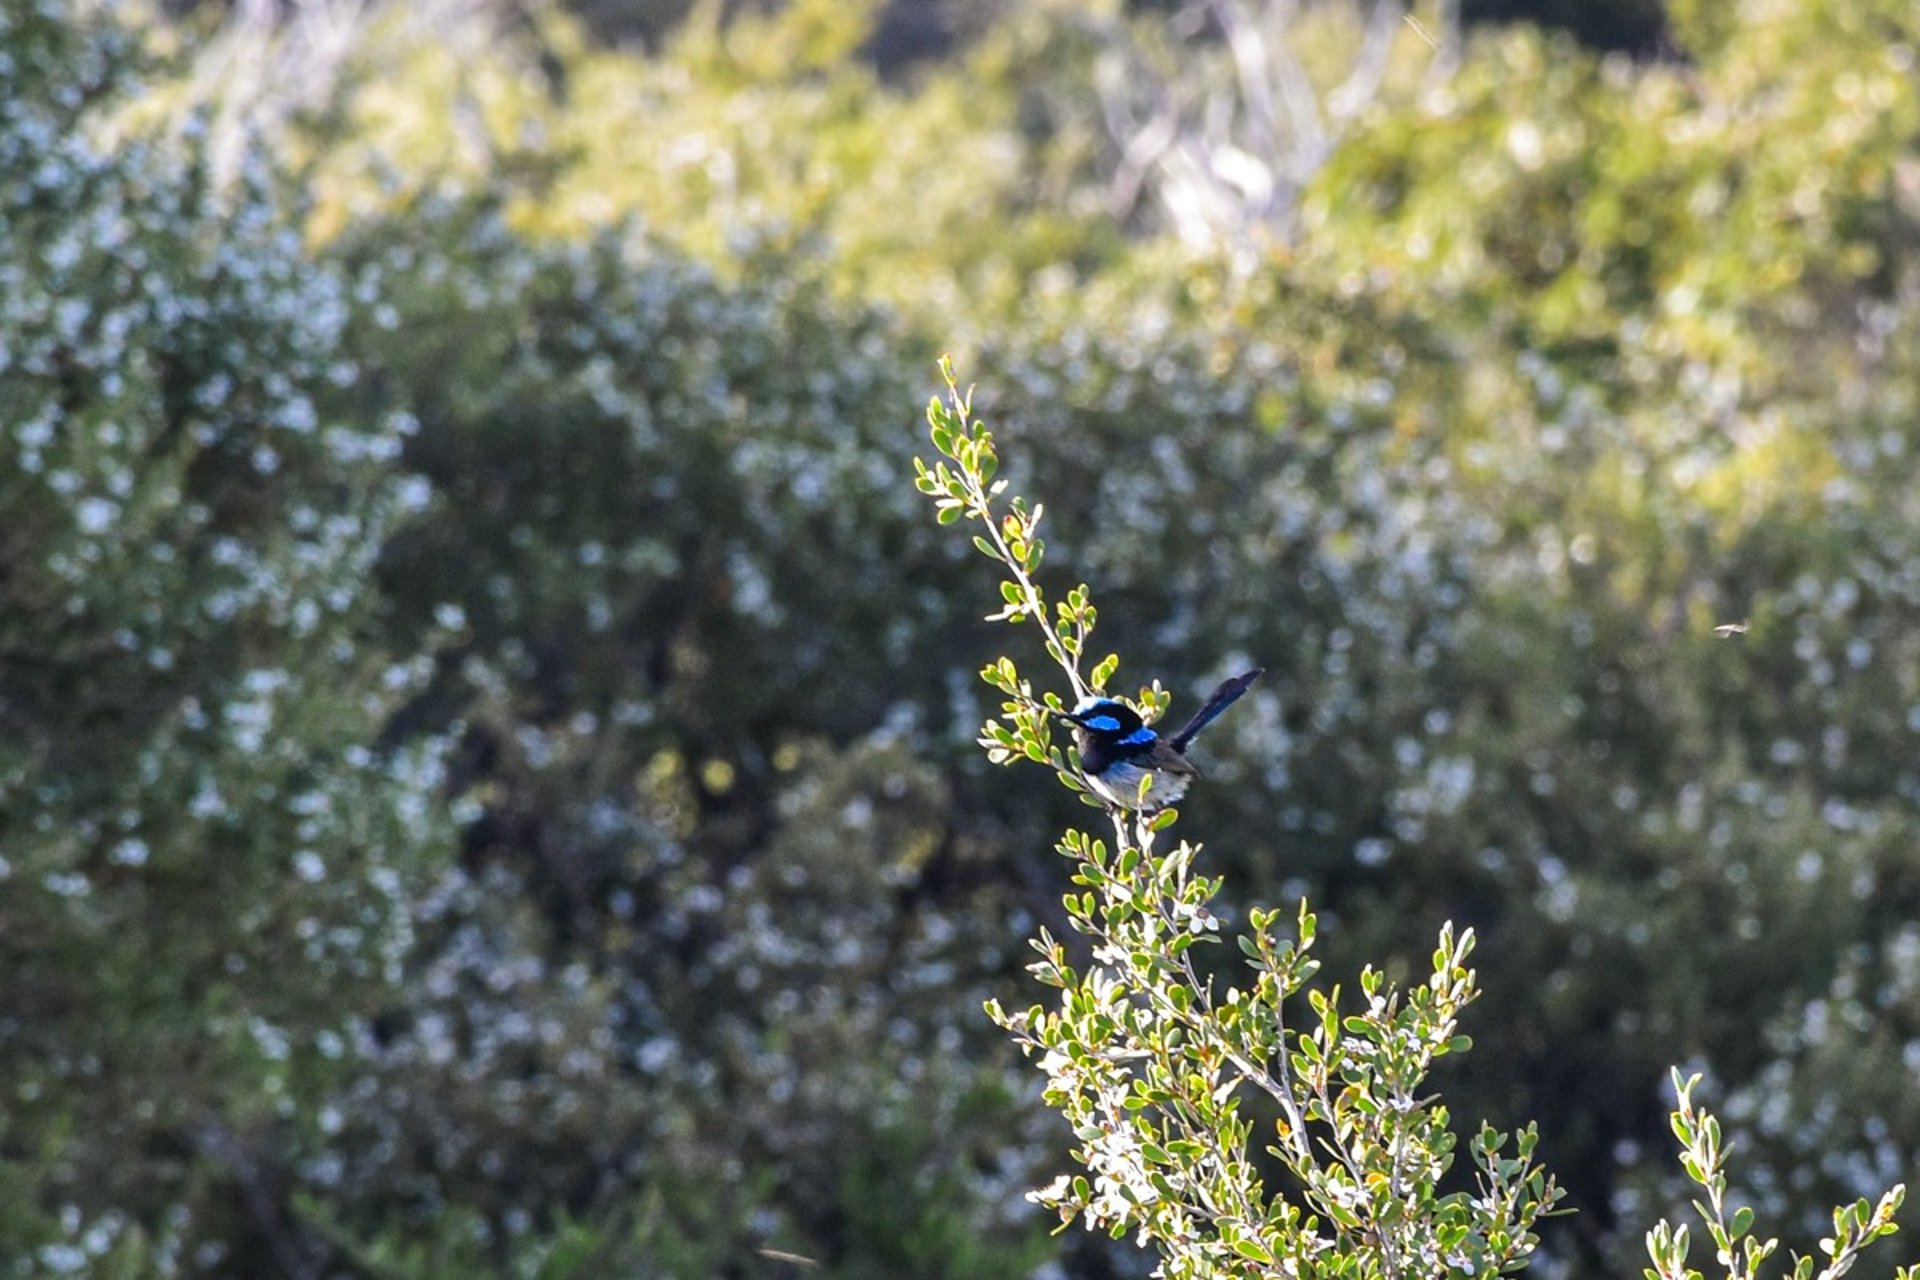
[1647,1072,1913,1280]
[920,360,1563,1279]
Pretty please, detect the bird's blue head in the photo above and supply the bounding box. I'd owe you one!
[1063,697,1156,745]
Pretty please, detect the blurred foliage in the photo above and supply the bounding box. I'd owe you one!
[8,0,1920,1277]
[298,0,1119,318]
[311,198,1061,1275]
[1296,8,1920,1264]
[0,0,446,1272]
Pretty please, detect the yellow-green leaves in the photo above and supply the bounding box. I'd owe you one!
[918,360,1102,802]
[1649,1072,1910,1280]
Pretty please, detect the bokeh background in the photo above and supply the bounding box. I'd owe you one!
[6,0,1920,1275]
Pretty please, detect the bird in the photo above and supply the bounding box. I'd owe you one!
[1059,669,1262,811]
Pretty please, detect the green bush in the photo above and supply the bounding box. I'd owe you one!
[0,0,444,1272]
[10,0,1920,1275]
[308,199,1058,1275]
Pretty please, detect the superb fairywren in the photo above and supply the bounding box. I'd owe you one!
[1060,669,1263,811]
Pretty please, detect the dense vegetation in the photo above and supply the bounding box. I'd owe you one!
[4,0,1920,1276]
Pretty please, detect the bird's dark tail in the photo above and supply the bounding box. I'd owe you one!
[1169,668,1263,752]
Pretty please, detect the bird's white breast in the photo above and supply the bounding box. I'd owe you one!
[1087,761,1191,811]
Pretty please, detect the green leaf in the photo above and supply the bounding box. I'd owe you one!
[1232,1237,1276,1264]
